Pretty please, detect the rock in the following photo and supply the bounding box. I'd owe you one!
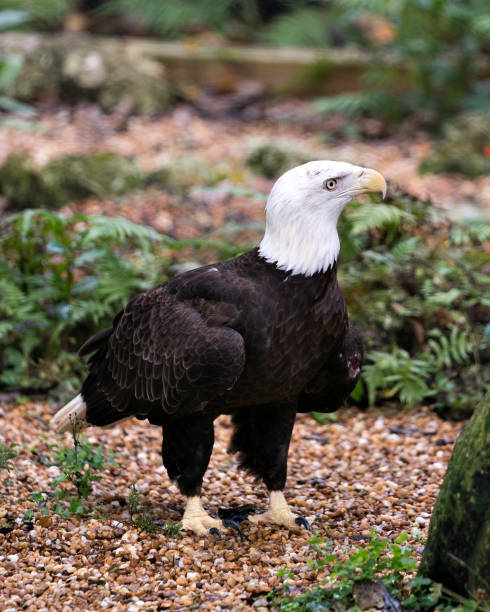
[353,579,401,611]
[145,158,229,195]
[419,391,490,603]
[2,33,173,114]
[0,154,47,210]
[43,152,143,203]
[246,143,312,179]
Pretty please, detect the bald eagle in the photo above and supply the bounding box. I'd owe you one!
[52,161,386,536]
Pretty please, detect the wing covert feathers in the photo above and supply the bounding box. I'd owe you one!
[82,271,247,419]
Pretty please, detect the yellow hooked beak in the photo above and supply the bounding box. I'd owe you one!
[341,168,387,199]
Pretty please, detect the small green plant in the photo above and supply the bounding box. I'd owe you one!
[127,484,158,533]
[128,483,181,536]
[270,531,484,611]
[162,520,182,538]
[39,427,117,518]
[22,508,34,524]
[0,441,18,471]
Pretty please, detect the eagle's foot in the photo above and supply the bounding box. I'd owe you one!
[182,496,241,537]
[249,491,310,531]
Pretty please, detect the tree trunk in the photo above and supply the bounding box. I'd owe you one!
[419,391,490,603]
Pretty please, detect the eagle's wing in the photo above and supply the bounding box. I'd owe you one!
[297,323,363,413]
[86,285,245,417]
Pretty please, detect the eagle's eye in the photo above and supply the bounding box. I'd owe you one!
[324,179,337,191]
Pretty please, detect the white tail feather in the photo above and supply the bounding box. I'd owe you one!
[51,393,87,433]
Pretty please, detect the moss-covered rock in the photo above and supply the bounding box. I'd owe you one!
[419,391,490,602]
[0,152,144,210]
[145,158,230,195]
[246,144,312,179]
[420,112,490,178]
[3,34,173,114]
[44,153,144,204]
[0,154,48,210]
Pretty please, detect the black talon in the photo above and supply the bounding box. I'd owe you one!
[222,518,242,538]
[218,504,257,523]
[295,516,311,530]
[209,527,221,537]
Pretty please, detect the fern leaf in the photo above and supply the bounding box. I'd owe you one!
[427,327,473,369]
[263,8,331,47]
[83,216,162,248]
[347,203,414,235]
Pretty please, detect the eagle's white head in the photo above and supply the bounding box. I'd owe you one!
[259,160,387,277]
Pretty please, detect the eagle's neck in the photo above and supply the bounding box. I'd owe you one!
[258,213,340,277]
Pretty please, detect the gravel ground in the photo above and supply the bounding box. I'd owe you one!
[0,400,464,610]
[0,104,489,220]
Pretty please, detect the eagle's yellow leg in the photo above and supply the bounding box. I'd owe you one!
[181,496,225,536]
[249,491,306,530]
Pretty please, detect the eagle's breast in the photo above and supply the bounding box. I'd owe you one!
[209,251,347,408]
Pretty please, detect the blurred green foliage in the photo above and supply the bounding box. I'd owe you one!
[0,209,248,394]
[0,1,75,31]
[339,193,489,415]
[0,7,37,118]
[246,144,307,179]
[316,0,490,124]
[420,111,490,177]
[98,0,262,39]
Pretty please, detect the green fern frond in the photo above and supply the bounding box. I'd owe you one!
[314,92,384,116]
[363,347,435,408]
[83,216,163,249]
[427,327,473,368]
[391,237,420,261]
[69,301,114,326]
[0,278,26,312]
[330,0,400,16]
[347,203,415,235]
[263,8,331,47]
[99,0,259,37]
